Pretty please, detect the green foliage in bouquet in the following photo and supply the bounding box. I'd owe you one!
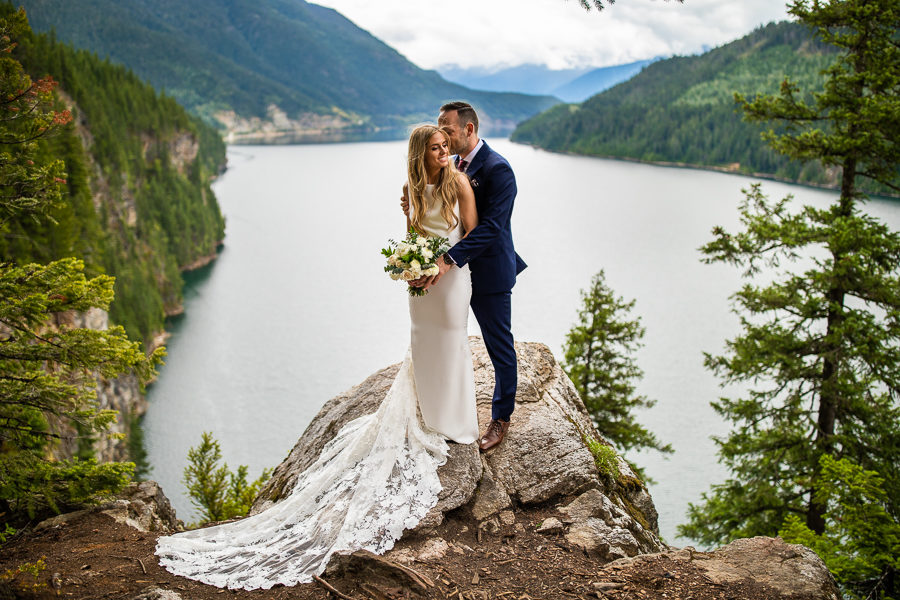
[381,229,449,297]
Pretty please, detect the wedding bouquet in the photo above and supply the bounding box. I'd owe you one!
[381,230,450,297]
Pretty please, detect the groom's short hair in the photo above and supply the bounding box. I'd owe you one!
[440,101,479,134]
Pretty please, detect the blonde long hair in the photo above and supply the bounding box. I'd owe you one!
[407,124,460,235]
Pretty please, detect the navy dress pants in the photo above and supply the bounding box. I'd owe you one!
[470,291,517,421]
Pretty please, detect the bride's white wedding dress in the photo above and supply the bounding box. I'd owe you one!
[155,184,478,590]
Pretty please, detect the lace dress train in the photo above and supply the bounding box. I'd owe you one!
[156,354,448,589]
[155,183,478,590]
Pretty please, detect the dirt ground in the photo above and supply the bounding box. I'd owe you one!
[0,504,787,600]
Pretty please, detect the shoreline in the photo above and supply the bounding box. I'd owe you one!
[221,133,899,200]
[509,142,900,201]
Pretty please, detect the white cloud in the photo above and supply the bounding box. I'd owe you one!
[312,0,792,71]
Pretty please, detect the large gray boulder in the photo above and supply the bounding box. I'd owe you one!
[252,338,663,558]
[701,537,841,598]
[603,537,842,600]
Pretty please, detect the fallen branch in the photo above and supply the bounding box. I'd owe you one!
[313,574,355,600]
[350,550,434,590]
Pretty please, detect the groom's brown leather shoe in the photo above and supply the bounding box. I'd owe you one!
[479,419,510,452]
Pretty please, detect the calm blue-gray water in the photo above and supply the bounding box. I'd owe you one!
[142,140,900,543]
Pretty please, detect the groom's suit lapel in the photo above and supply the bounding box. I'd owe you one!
[464,141,491,198]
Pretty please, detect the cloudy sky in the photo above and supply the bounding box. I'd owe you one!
[313,0,793,72]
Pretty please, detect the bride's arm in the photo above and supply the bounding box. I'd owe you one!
[457,173,478,238]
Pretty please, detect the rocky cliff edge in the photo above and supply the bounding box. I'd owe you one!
[0,339,840,600]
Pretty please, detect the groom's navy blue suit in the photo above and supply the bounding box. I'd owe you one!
[446,141,526,422]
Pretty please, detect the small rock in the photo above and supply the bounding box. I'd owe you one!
[536,517,564,534]
[103,481,181,533]
[479,518,501,534]
[416,538,450,561]
[559,488,608,521]
[131,587,184,600]
[499,510,516,526]
[568,518,642,560]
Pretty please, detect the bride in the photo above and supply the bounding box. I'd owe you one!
[155,124,480,590]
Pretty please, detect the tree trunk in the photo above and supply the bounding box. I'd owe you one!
[808,158,856,534]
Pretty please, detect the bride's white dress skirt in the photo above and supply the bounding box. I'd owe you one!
[155,184,478,590]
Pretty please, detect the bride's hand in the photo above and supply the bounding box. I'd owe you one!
[409,274,429,288]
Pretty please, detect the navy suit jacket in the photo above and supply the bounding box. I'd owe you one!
[447,141,526,295]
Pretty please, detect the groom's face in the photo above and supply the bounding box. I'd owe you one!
[438,110,469,155]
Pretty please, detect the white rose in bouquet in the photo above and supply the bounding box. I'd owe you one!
[382,230,451,297]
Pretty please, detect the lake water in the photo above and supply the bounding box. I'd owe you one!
[142,140,900,543]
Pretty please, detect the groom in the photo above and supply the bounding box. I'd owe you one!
[407,101,526,451]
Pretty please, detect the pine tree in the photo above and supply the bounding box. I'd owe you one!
[780,455,900,599]
[681,0,900,552]
[0,8,162,520]
[182,432,271,525]
[561,271,671,462]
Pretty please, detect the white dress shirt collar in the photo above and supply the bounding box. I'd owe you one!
[459,138,484,165]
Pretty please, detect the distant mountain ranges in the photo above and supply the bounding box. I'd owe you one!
[17,1,863,195]
[18,0,559,141]
[439,59,657,103]
[510,21,873,193]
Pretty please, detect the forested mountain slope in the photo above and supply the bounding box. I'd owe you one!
[19,0,558,138]
[2,4,226,344]
[512,22,850,189]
